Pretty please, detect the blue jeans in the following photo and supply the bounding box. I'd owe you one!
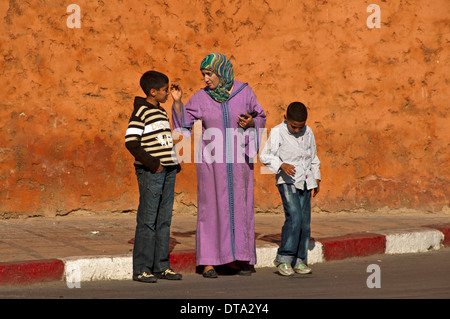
[276,183,311,266]
[133,166,176,275]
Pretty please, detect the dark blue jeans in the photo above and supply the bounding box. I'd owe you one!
[276,183,312,266]
[133,166,176,275]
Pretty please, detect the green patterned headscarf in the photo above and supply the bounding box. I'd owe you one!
[200,53,234,103]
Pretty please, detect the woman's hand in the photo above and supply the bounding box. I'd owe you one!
[238,113,255,129]
[170,84,182,102]
[171,84,182,114]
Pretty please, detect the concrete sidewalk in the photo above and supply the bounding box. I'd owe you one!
[0,211,449,285]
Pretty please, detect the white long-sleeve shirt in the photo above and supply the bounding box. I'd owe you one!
[260,121,321,190]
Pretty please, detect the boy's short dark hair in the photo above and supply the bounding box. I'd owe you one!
[286,102,308,122]
[140,71,169,97]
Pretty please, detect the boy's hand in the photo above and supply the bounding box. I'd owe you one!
[313,180,320,197]
[155,164,163,173]
[170,84,182,102]
[280,163,296,177]
[238,113,255,129]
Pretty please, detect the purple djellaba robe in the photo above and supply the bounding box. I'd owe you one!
[172,81,266,266]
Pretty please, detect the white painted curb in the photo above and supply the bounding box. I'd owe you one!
[379,229,444,254]
[62,244,322,283]
[59,228,446,283]
[308,241,324,264]
[254,241,324,268]
[62,255,132,283]
[255,244,278,268]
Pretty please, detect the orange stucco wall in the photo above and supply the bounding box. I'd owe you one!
[1,0,448,218]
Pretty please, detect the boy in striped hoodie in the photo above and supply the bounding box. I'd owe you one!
[125,71,181,283]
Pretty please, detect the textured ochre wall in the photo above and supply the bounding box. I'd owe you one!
[1,0,448,217]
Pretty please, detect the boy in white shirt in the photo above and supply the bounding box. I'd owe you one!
[260,102,321,276]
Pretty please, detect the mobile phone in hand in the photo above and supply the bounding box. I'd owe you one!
[240,111,258,119]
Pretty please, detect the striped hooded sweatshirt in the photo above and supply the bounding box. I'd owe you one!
[125,96,179,172]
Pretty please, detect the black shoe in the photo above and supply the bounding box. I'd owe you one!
[237,269,252,276]
[237,264,254,276]
[202,268,218,278]
[133,272,158,283]
[155,268,182,280]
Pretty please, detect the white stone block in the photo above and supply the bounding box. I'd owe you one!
[255,244,278,268]
[62,255,132,283]
[308,241,324,264]
[254,241,324,268]
[380,229,444,255]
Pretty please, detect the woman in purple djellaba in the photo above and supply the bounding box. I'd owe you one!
[171,53,266,278]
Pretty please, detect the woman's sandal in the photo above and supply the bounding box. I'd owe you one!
[202,268,218,278]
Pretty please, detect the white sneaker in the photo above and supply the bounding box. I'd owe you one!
[294,263,312,274]
[274,260,294,276]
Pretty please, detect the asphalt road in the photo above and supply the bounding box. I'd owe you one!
[1,248,449,314]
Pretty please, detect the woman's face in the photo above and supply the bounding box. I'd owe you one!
[201,69,220,90]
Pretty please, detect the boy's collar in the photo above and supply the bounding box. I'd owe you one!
[134,96,159,108]
[145,96,160,108]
